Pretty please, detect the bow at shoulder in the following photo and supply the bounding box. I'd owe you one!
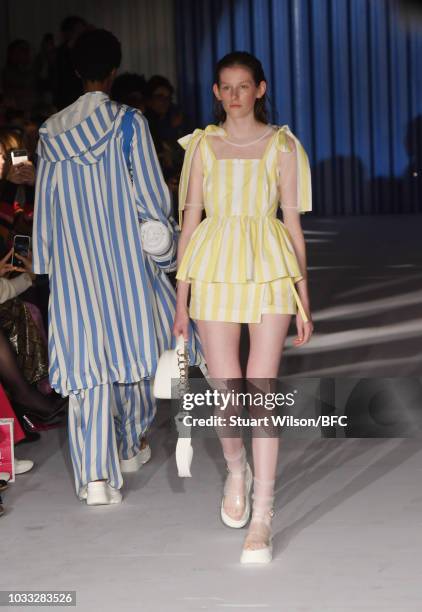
[177,125,226,228]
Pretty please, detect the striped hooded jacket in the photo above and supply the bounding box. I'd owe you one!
[33,92,203,396]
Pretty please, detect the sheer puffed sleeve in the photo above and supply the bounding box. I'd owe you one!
[178,125,227,227]
[276,126,312,214]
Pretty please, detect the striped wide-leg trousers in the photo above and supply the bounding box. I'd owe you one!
[68,380,155,498]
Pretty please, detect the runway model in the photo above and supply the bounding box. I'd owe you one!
[33,29,202,505]
[173,51,314,562]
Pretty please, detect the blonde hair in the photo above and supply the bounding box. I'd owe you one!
[0,128,25,175]
[0,129,24,153]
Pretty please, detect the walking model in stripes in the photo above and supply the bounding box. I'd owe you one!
[33,29,204,505]
[173,52,314,564]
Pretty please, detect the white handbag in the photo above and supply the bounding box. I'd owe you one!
[121,111,173,260]
[153,335,193,477]
[140,220,172,256]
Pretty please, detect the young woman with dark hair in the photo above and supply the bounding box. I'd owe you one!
[174,51,314,564]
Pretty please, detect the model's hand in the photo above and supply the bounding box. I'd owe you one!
[0,249,14,277]
[173,306,190,341]
[293,313,314,347]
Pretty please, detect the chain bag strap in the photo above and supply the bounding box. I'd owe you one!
[174,336,193,477]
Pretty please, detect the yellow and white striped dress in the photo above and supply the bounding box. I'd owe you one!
[176,124,312,323]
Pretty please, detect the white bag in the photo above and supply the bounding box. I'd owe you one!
[153,335,193,477]
[140,220,172,256]
[153,335,187,399]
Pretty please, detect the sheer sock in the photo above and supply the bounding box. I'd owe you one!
[243,476,275,551]
[222,445,248,521]
[0,328,54,417]
[213,378,248,521]
[243,432,279,551]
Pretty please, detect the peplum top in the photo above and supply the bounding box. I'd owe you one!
[176,124,312,285]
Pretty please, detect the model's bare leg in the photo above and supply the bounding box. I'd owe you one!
[195,320,249,522]
[241,314,291,561]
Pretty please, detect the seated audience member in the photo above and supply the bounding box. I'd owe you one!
[0,127,35,244]
[144,75,190,208]
[0,249,63,434]
[110,72,147,111]
[0,125,50,341]
[144,75,189,143]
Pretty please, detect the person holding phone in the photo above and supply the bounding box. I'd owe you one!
[0,129,35,245]
[11,234,31,268]
[8,153,35,187]
[0,248,33,304]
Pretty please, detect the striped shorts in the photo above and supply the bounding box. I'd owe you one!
[189,276,303,323]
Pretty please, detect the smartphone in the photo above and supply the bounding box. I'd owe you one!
[11,149,29,165]
[12,234,31,268]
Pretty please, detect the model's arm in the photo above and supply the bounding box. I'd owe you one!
[278,139,312,322]
[130,111,177,269]
[32,155,56,275]
[173,146,204,338]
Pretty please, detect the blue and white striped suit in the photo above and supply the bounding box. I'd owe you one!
[33,92,204,496]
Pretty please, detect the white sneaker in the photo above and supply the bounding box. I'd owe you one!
[86,481,122,506]
[120,443,151,473]
[14,459,34,475]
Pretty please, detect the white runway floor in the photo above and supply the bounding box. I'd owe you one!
[3,424,422,611]
[2,214,422,611]
[279,214,422,378]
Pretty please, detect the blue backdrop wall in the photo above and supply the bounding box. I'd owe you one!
[175,0,422,215]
